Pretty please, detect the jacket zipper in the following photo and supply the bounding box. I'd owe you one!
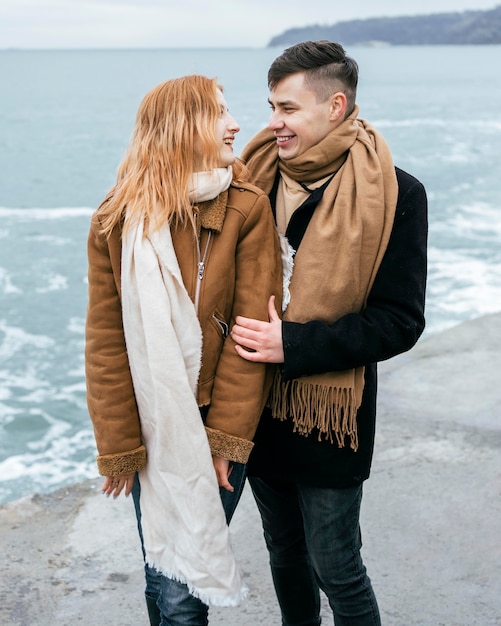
[194,229,212,314]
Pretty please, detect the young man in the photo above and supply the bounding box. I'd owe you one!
[231,41,428,625]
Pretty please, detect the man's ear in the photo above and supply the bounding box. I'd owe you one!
[329,92,347,122]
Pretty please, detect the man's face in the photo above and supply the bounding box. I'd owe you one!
[268,72,335,161]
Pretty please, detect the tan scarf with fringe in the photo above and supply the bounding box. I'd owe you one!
[241,106,398,450]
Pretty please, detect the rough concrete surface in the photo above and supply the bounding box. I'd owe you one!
[1,312,501,625]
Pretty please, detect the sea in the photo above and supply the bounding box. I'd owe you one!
[0,45,500,505]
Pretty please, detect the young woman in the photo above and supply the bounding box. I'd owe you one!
[85,75,282,626]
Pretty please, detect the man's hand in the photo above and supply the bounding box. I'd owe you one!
[231,295,284,363]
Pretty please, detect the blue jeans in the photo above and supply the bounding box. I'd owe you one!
[132,462,246,626]
[248,477,381,626]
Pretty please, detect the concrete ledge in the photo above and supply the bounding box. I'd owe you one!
[2,313,501,625]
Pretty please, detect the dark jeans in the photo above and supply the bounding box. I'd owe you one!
[248,477,381,626]
[132,462,246,626]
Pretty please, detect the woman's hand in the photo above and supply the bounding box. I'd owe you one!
[102,472,135,498]
[212,456,234,492]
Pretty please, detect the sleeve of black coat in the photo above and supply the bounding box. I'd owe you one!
[281,167,428,380]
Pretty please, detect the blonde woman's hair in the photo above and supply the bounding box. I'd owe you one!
[96,74,246,235]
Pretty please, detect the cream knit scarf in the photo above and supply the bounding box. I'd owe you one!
[121,167,246,606]
[242,107,398,450]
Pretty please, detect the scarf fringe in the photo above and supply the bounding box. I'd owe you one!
[146,561,249,607]
[270,373,359,451]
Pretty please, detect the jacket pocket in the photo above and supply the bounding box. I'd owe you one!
[198,312,228,388]
[213,313,229,338]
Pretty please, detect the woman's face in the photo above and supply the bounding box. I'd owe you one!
[193,89,240,171]
[214,89,240,168]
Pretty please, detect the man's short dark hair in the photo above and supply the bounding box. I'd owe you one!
[268,40,359,115]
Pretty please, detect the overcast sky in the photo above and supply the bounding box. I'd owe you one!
[1,0,498,49]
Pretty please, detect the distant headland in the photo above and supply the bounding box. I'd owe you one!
[268,5,501,47]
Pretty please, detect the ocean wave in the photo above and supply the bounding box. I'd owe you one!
[0,403,96,499]
[373,119,501,130]
[35,273,69,293]
[426,246,501,333]
[68,316,86,335]
[0,401,22,420]
[0,369,52,417]
[26,234,74,245]
[0,320,55,360]
[430,199,501,244]
[0,207,94,219]
[0,428,97,484]
[0,267,22,294]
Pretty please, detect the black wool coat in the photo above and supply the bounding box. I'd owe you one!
[247,167,428,488]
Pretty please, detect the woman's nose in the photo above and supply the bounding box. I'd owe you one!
[228,115,240,133]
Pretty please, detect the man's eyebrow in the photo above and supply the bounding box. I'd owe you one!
[267,97,298,107]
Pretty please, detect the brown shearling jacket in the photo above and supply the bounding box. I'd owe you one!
[85,182,282,477]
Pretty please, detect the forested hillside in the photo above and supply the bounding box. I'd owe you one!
[268,5,501,46]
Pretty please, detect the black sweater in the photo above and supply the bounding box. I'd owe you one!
[247,167,428,487]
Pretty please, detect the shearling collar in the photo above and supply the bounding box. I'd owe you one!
[194,189,228,237]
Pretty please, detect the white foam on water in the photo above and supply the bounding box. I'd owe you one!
[0,407,97,491]
[373,118,501,130]
[0,267,22,294]
[67,316,86,334]
[0,368,52,424]
[0,401,22,420]
[0,320,55,360]
[374,118,447,128]
[0,206,94,219]
[35,273,69,293]
[26,234,73,245]
[426,246,501,333]
[451,203,501,240]
[0,444,96,486]
[52,383,88,411]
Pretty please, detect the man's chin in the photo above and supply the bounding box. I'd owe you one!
[277,147,294,161]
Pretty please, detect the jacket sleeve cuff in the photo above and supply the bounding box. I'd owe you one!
[205,426,254,464]
[281,320,307,380]
[96,444,147,476]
